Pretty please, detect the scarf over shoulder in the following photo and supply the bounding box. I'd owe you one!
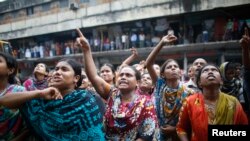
[21,89,105,141]
[23,76,48,91]
[0,85,27,140]
[176,92,248,141]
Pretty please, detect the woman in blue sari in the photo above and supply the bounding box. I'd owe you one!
[145,34,193,141]
[0,59,105,141]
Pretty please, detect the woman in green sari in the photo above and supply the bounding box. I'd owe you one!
[0,59,105,141]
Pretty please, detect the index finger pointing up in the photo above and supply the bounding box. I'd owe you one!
[245,27,249,37]
[76,28,84,37]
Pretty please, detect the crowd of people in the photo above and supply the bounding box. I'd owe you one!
[0,27,249,141]
[10,18,250,60]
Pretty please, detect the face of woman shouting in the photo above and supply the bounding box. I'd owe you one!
[50,60,81,95]
[116,66,140,94]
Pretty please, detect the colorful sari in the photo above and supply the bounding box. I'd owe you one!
[104,88,157,140]
[23,76,48,91]
[155,78,193,126]
[0,84,27,140]
[21,89,105,141]
[135,88,155,105]
[154,78,193,140]
[176,93,248,141]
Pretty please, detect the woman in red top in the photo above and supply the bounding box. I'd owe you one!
[76,28,157,141]
[176,64,248,141]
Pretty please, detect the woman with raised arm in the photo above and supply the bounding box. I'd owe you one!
[119,48,155,99]
[240,27,250,117]
[120,47,138,67]
[0,58,105,140]
[176,64,248,141]
[77,28,157,141]
[145,34,193,141]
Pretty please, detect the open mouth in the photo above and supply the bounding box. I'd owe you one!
[119,80,128,86]
[207,75,216,79]
[53,77,61,81]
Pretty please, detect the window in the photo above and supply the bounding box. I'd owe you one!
[26,7,34,16]
[60,0,69,8]
[80,0,90,3]
[12,11,18,18]
[42,3,50,12]
[0,14,3,21]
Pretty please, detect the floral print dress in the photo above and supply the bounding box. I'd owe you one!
[104,88,157,141]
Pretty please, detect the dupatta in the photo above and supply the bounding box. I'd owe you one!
[21,89,105,141]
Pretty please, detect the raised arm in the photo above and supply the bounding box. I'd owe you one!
[120,47,138,68]
[240,28,250,70]
[0,87,62,109]
[76,29,110,99]
[240,27,250,111]
[145,34,177,84]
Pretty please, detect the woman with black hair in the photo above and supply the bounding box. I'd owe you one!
[220,62,244,104]
[23,63,49,91]
[99,63,116,86]
[145,34,193,141]
[77,28,157,141]
[176,64,248,141]
[0,58,105,140]
[0,52,28,140]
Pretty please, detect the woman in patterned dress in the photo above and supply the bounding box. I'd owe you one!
[23,63,49,91]
[145,34,193,141]
[0,52,28,140]
[0,58,105,141]
[77,28,157,141]
[176,64,248,141]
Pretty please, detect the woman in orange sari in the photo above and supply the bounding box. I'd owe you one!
[176,64,248,141]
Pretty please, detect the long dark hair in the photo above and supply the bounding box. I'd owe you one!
[0,52,18,84]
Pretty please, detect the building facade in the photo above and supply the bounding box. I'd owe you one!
[0,0,249,79]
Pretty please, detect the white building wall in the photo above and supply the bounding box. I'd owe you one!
[0,0,249,40]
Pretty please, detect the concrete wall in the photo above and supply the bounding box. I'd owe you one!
[0,0,249,40]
